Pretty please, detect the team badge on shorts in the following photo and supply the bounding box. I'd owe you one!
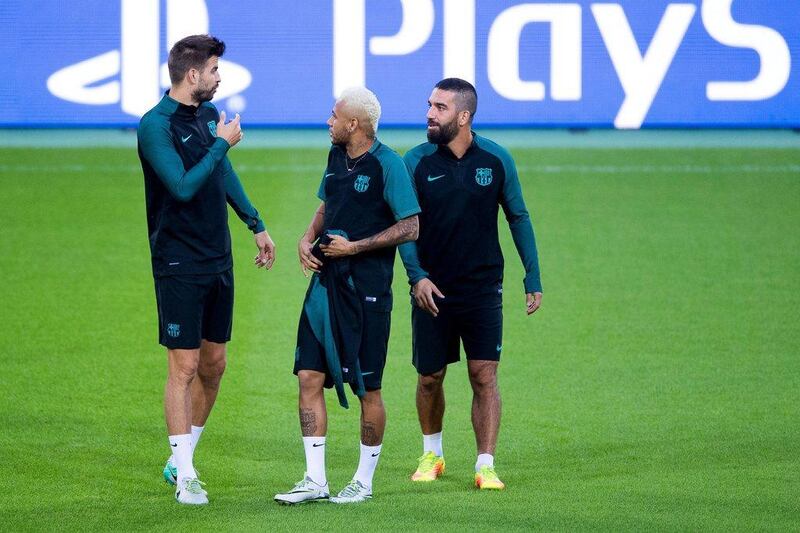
[475,168,493,186]
[207,120,217,136]
[167,323,181,338]
[354,174,371,192]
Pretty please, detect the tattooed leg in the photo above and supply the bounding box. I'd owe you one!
[359,390,385,446]
[298,370,327,437]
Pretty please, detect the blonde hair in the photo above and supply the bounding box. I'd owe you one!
[338,86,382,137]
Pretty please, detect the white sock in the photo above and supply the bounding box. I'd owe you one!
[476,453,494,472]
[190,425,204,452]
[353,443,382,489]
[423,432,443,457]
[169,434,196,480]
[302,436,327,486]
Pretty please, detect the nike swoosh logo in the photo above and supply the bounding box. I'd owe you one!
[371,452,380,457]
[496,345,502,352]
[181,134,192,143]
[171,443,178,447]
[427,174,446,182]
[325,173,335,177]
[312,442,325,448]
[361,371,374,376]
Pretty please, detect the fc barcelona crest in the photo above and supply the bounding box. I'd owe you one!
[207,120,217,136]
[475,168,493,186]
[354,174,371,193]
[167,323,181,338]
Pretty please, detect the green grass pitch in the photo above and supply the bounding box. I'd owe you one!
[0,143,798,530]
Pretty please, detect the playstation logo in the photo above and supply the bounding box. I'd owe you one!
[46,0,251,117]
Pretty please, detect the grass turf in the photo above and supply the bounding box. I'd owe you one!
[0,144,798,530]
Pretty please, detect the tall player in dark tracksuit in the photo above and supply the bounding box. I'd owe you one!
[400,78,542,490]
[275,87,420,506]
[137,35,275,505]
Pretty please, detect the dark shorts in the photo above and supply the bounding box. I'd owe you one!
[154,269,234,350]
[294,302,391,392]
[412,288,503,375]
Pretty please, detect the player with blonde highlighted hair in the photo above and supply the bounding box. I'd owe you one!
[275,88,420,505]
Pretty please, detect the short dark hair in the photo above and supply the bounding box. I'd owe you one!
[167,35,226,85]
[435,78,478,121]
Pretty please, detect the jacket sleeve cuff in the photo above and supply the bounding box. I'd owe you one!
[524,272,542,294]
[251,219,266,233]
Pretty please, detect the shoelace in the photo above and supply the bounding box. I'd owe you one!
[338,481,362,497]
[183,478,206,494]
[293,478,318,492]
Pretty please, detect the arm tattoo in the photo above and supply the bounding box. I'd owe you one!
[361,421,381,446]
[352,215,418,255]
[300,408,318,436]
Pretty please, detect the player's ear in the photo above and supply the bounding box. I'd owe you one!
[459,110,470,127]
[187,68,198,85]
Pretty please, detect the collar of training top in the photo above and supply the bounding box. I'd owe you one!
[332,137,382,157]
[435,131,479,161]
[161,91,203,118]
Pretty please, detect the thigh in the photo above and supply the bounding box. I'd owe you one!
[155,275,206,350]
[459,301,503,362]
[412,304,460,375]
[357,309,391,391]
[201,269,234,344]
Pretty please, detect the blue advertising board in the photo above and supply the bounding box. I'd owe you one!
[1,0,797,128]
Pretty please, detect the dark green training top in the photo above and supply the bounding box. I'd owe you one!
[317,138,421,310]
[399,132,542,295]
[137,93,264,278]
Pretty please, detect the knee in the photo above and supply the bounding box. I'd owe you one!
[298,370,325,397]
[418,371,445,395]
[169,355,198,385]
[468,367,497,394]
[198,355,227,383]
[361,390,384,409]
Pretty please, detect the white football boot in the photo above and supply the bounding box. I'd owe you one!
[175,477,208,505]
[329,479,372,504]
[274,476,330,505]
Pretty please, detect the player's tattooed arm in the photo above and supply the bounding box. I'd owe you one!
[352,215,419,254]
[321,215,418,257]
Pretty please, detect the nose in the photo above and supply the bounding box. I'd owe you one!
[426,107,435,120]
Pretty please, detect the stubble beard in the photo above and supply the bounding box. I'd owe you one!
[331,128,350,148]
[192,83,218,104]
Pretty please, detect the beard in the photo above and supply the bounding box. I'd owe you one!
[427,117,459,145]
[192,82,218,104]
[330,128,350,148]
